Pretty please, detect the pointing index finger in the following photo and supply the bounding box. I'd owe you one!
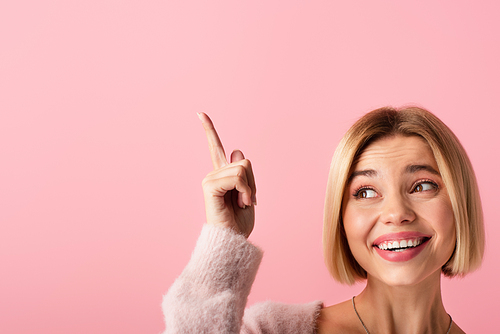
[197,112,228,169]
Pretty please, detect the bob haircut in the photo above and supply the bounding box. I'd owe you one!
[323,106,485,285]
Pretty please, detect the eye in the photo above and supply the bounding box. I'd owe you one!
[354,187,378,199]
[412,181,438,193]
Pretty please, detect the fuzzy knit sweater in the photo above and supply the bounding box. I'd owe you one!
[162,224,323,334]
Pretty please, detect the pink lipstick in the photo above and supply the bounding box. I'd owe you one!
[373,232,431,262]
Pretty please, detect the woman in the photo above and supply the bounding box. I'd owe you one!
[163,106,484,334]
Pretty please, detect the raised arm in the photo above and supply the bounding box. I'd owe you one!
[162,113,261,334]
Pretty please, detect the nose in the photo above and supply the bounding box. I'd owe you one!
[379,194,416,225]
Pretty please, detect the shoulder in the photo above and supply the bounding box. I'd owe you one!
[241,300,322,334]
[316,300,363,334]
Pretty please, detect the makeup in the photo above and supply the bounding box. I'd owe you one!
[373,232,431,262]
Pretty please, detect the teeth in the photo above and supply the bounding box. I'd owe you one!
[376,238,425,251]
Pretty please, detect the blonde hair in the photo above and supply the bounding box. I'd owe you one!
[323,106,485,285]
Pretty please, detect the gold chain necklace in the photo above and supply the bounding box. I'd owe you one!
[352,296,453,334]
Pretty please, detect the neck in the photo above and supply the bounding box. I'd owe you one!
[354,270,451,334]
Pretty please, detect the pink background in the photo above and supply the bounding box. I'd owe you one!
[1,1,499,333]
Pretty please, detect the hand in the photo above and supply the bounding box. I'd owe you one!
[198,112,257,238]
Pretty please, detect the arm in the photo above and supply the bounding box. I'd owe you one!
[161,225,323,334]
[162,224,262,334]
[161,114,322,333]
[162,113,258,333]
[242,300,323,334]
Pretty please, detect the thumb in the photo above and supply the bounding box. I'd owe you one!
[230,149,245,163]
[230,149,251,208]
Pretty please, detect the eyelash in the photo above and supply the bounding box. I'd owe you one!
[352,179,439,199]
[352,186,376,199]
[411,179,439,193]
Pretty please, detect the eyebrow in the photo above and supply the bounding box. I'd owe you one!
[348,164,440,182]
[405,164,440,175]
[348,169,377,182]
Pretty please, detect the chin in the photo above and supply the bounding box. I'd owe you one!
[367,266,443,288]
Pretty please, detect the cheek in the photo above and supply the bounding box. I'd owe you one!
[433,201,456,252]
[342,204,374,250]
[440,206,455,235]
[342,204,378,273]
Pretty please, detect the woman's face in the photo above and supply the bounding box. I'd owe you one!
[342,135,456,286]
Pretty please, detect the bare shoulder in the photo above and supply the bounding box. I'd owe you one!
[316,300,364,334]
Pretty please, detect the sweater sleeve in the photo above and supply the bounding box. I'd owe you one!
[242,300,323,334]
[161,224,323,334]
[162,224,263,334]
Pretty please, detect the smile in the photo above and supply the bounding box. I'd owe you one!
[375,237,428,252]
[372,232,431,262]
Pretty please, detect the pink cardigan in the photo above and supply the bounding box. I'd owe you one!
[162,224,323,334]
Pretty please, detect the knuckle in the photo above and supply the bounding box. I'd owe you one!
[235,165,246,178]
[201,174,216,187]
[233,175,246,186]
[201,177,209,188]
[241,158,251,168]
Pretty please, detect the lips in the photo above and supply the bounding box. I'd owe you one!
[372,232,431,262]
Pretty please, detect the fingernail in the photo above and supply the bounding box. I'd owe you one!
[197,112,202,120]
